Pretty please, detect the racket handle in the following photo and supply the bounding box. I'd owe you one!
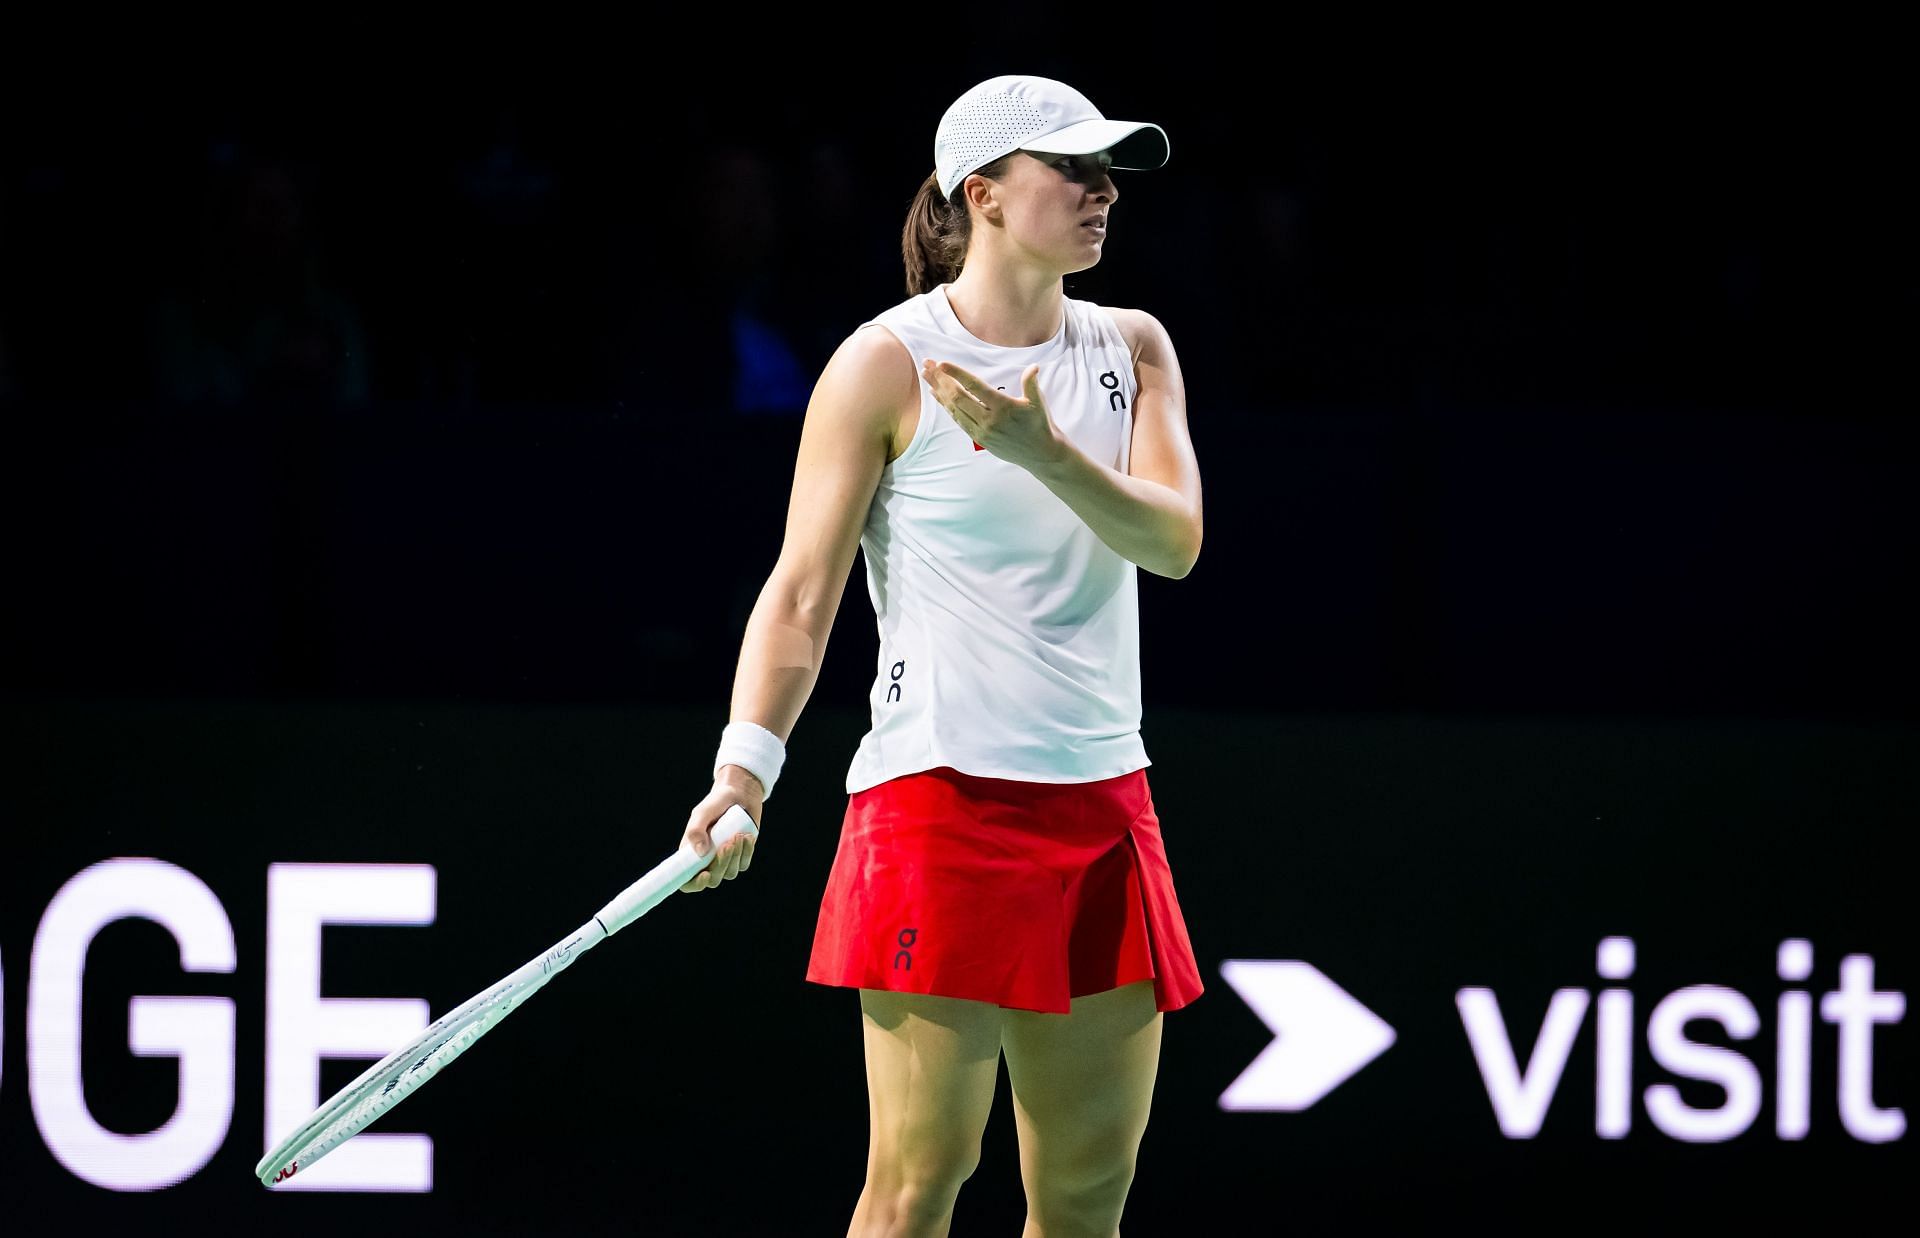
[593,803,759,936]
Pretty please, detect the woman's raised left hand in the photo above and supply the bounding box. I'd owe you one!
[922,360,1067,474]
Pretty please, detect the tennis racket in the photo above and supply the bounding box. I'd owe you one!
[255,803,758,1187]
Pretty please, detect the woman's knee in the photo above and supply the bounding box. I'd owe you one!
[1026,1154,1137,1235]
[858,1136,983,1233]
[868,1125,984,1194]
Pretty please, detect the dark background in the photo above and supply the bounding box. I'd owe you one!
[1,24,1912,1235]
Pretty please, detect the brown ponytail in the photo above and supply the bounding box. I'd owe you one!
[900,155,1014,296]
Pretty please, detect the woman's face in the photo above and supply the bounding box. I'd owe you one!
[972,148,1119,274]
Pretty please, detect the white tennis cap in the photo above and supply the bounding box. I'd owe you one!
[934,74,1170,202]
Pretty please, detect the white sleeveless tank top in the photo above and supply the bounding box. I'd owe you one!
[844,283,1150,794]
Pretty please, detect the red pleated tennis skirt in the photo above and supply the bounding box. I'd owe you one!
[805,764,1204,1014]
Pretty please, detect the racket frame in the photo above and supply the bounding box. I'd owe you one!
[255,803,757,1186]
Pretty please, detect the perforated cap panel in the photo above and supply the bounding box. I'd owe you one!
[937,91,1050,200]
[934,75,1165,202]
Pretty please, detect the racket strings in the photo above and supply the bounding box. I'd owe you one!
[261,981,529,1178]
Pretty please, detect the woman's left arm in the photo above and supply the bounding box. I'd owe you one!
[1027,307,1202,579]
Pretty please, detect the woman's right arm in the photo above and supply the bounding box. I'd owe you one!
[679,325,918,891]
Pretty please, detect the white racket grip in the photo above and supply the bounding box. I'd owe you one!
[593,803,759,936]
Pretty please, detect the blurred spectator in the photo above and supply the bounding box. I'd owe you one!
[0,207,12,404]
[150,146,368,408]
[429,107,581,405]
[775,139,902,372]
[608,144,815,417]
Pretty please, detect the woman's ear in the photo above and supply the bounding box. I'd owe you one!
[963,175,1000,223]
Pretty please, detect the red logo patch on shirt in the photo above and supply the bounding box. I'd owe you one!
[972,440,984,452]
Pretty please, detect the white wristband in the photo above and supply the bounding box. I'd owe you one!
[713,720,785,800]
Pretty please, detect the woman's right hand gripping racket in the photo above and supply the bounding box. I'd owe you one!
[680,771,762,892]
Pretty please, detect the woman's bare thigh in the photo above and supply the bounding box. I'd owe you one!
[858,989,1005,1172]
[998,981,1162,1204]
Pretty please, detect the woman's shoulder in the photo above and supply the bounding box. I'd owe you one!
[830,321,919,392]
[1084,303,1165,370]
[802,323,920,464]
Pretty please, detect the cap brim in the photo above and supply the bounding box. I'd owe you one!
[1022,118,1170,171]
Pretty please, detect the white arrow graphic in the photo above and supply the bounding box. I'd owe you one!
[1219,959,1396,1111]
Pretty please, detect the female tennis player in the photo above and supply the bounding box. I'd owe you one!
[678,74,1204,1237]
